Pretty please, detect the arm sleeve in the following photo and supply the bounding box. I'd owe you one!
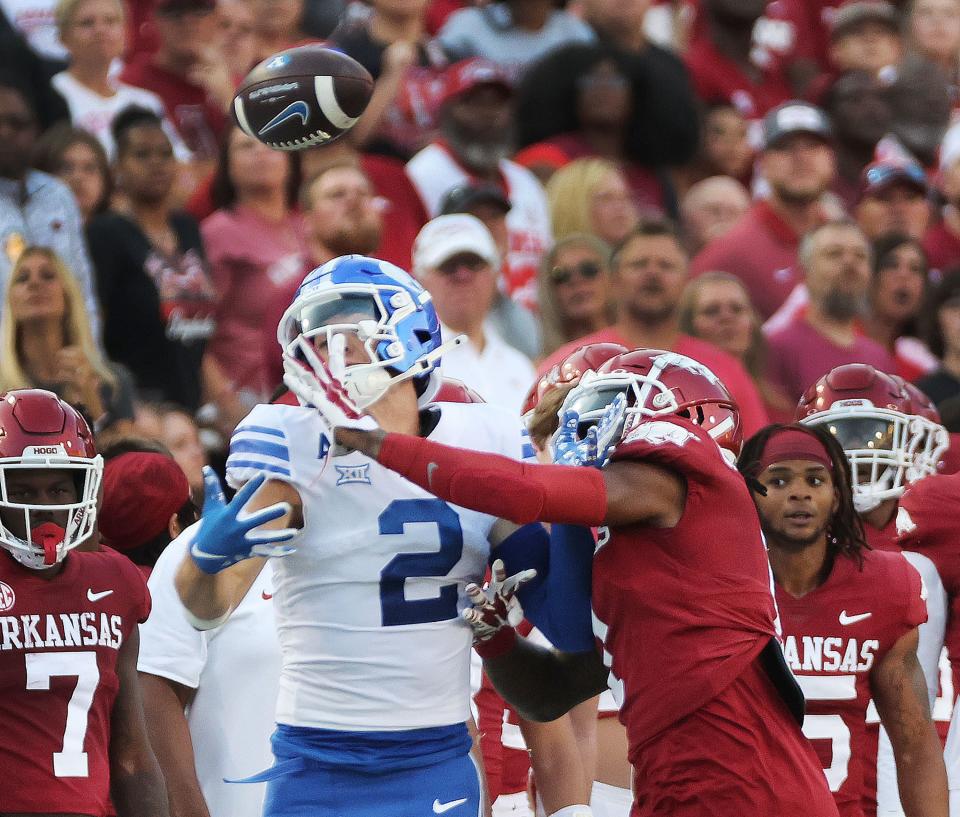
[137,530,208,689]
[534,524,595,653]
[225,404,296,489]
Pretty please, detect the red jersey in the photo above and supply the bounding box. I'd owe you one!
[475,672,530,799]
[777,549,927,817]
[922,222,960,278]
[0,549,151,815]
[595,416,778,754]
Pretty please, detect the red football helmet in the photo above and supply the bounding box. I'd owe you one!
[432,378,486,404]
[560,348,742,454]
[0,390,102,569]
[521,343,628,421]
[796,364,938,511]
[896,376,949,481]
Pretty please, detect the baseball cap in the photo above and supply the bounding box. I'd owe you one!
[439,183,511,216]
[859,159,928,201]
[831,1,900,41]
[99,453,191,552]
[412,214,499,275]
[440,58,512,108]
[762,102,833,151]
[155,0,215,15]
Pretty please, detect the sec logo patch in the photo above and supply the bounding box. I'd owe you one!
[0,581,15,611]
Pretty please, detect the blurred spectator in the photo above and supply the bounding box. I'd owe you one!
[0,11,69,128]
[908,0,960,87]
[679,175,750,255]
[515,41,698,204]
[87,106,215,410]
[765,220,894,402]
[682,0,791,121]
[862,232,937,381]
[1,0,67,62]
[678,270,795,422]
[120,0,228,162]
[51,0,189,159]
[888,54,952,167]
[578,0,651,53]
[538,233,613,357]
[439,181,542,359]
[924,121,960,275]
[821,70,893,208]
[829,1,902,75]
[217,0,257,83]
[133,401,208,496]
[411,214,536,413]
[0,74,100,338]
[249,0,310,63]
[201,126,305,432]
[262,161,385,389]
[691,101,835,320]
[437,0,594,74]
[407,58,551,311]
[677,102,752,192]
[33,124,111,222]
[99,450,195,570]
[540,220,770,436]
[546,159,639,248]
[854,157,930,241]
[918,269,960,405]
[0,245,135,433]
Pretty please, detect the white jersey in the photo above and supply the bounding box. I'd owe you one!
[226,400,534,732]
[138,527,280,817]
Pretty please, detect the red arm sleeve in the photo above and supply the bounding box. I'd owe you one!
[377,433,608,527]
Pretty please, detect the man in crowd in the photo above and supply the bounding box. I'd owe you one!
[679,175,750,254]
[854,156,931,242]
[692,101,835,320]
[0,74,100,338]
[923,120,960,276]
[765,221,893,402]
[406,58,551,311]
[541,219,770,436]
[828,1,902,76]
[412,214,536,414]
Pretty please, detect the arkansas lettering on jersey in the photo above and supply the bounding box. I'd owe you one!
[0,548,151,815]
[593,416,778,760]
[776,549,926,817]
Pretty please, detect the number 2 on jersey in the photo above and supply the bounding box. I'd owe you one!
[379,498,464,626]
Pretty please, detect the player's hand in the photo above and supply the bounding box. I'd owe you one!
[282,333,380,456]
[461,559,537,642]
[189,468,298,574]
[552,393,626,469]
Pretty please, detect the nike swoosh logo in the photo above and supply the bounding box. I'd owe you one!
[838,610,872,625]
[87,589,113,602]
[433,799,467,814]
[262,590,273,601]
[258,100,310,135]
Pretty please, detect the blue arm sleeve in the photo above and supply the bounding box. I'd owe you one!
[493,523,595,653]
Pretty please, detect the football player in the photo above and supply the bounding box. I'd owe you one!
[173,256,593,817]
[797,363,951,815]
[738,423,947,817]
[331,348,840,816]
[0,389,168,817]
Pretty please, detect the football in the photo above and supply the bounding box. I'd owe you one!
[232,45,374,151]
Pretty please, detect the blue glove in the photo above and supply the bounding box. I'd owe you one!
[189,467,298,574]
[552,392,627,469]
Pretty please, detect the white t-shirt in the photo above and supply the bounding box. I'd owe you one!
[51,71,191,160]
[438,323,536,415]
[224,400,536,732]
[138,527,280,817]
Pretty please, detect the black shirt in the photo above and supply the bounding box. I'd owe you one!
[915,368,960,409]
[87,210,215,410]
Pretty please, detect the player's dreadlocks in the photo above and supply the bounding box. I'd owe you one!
[738,423,870,568]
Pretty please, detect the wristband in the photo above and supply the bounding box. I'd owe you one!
[474,625,517,659]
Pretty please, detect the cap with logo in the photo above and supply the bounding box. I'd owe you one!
[762,101,833,151]
[830,1,900,42]
[440,58,513,108]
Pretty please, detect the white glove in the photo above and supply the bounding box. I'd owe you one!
[282,333,380,456]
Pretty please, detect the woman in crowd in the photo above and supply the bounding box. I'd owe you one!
[133,402,209,499]
[200,125,305,432]
[918,269,960,407]
[908,0,960,98]
[862,233,937,382]
[0,246,136,435]
[33,124,112,223]
[87,106,215,411]
[546,160,639,249]
[678,271,795,422]
[537,234,614,358]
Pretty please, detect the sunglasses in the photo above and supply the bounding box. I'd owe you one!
[549,261,601,285]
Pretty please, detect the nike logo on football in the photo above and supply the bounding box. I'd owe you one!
[262,590,273,601]
[87,589,113,602]
[839,610,872,625]
[432,798,467,814]
[258,101,310,135]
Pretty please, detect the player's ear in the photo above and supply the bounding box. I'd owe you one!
[168,512,181,540]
